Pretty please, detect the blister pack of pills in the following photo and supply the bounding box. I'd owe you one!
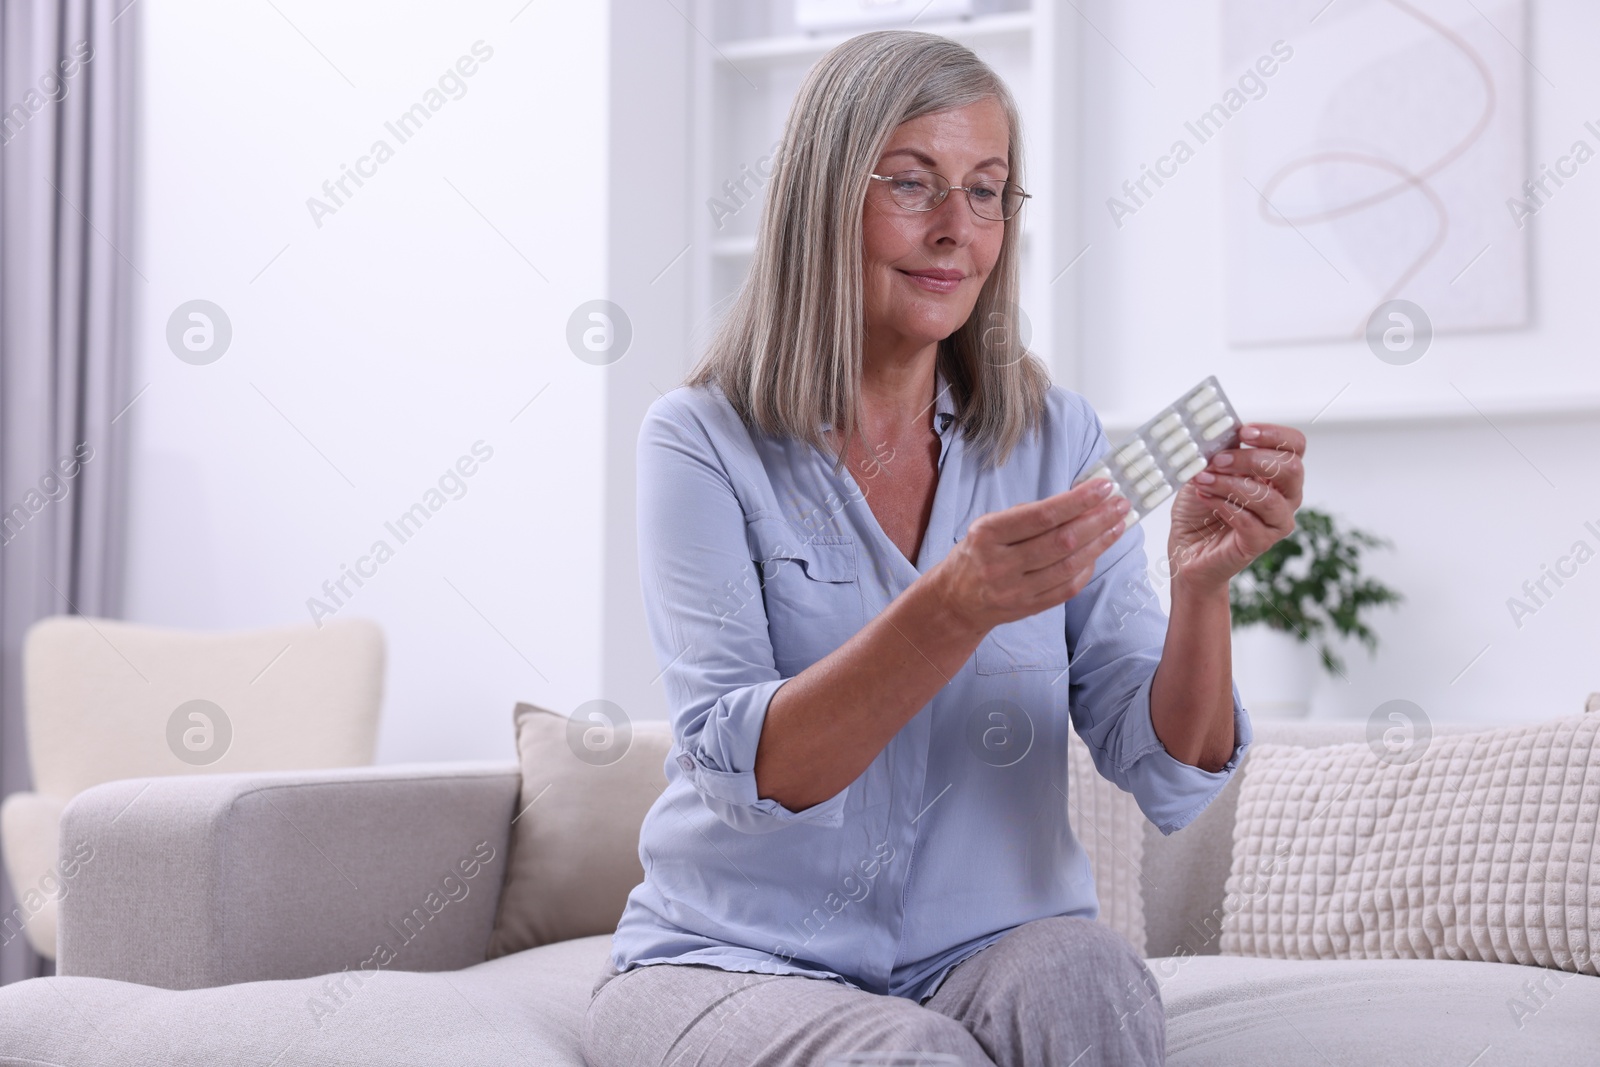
[1072,376,1243,530]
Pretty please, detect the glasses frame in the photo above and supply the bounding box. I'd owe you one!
[868,169,1032,222]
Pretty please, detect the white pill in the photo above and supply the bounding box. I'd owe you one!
[1114,439,1149,465]
[1102,377,1240,522]
[1140,483,1173,508]
[1185,385,1218,411]
[1151,412,1182,436]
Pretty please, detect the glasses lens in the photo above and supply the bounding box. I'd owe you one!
[970,180,1025,221]
[883,170,944,211]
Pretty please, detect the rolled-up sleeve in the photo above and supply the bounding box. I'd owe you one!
[636,398,849,834]
[1061,395,1253,836]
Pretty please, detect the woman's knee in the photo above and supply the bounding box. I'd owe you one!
[928,917,1165,1065]
[1027,918,1164,1048]
[1019,918,1161,1012]
[873,1009,996,1065]
[583,963,996,1067]
[1015,917,1152,979]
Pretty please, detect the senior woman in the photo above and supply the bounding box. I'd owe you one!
[584,30,1306,1067]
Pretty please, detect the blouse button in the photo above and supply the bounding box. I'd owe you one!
[677,753,695,772]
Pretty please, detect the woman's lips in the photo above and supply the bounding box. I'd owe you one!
[899,269,964,294]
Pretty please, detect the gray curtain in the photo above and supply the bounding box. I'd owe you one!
[0,0,136,985]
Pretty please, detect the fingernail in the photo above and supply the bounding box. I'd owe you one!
[1213,452,1233,468]
[1194,471,1216,484]
[1093,479,1113,497]
[1241,426,1261,440]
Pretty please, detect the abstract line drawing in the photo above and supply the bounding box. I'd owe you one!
[1224,0,1528,346]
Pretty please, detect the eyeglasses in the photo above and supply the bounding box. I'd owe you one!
[868,169,1031,222]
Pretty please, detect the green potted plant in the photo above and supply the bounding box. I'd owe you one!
[1229,507,1404,717]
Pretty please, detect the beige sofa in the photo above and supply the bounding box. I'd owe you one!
[0,615,384,959]
[0,716,1595,1065]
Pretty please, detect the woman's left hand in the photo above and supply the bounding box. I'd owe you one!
[1166,423,1306,591]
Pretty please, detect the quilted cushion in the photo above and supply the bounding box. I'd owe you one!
[1221,713,1599,974]
[1066,726,1147,953]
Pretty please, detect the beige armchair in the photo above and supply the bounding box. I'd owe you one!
[1,615,384,959]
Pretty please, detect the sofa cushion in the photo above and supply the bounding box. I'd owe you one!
[1139,719,1489,960]
[1221,713,1599,974]
[1154,954,1600,1066]
[1141,720,1363,960]
[486,703,673,958]
[8,938,1597,1066]
[0,934,613,1066]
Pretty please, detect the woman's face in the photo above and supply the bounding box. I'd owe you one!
[861,96,1011,361]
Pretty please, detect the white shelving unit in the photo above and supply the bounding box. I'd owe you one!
[685,0,1082,386]
[717,9,1035,62]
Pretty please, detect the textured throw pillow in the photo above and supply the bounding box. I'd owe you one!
[1066,727,1147,954]
[485,702,672,958]
[1221,713,1598,975]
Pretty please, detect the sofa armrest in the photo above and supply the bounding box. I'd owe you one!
[56,761,521,990]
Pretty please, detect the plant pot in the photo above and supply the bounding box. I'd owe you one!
[1231,625,1318,719]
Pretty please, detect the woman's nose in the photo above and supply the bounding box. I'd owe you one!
[925,190,976,242]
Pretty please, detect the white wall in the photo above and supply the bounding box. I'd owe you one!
[126,0,1599,759]
[126,1,611,762]
[1075,0,1600,725]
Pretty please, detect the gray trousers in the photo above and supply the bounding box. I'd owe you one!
[582,916,1164,1066]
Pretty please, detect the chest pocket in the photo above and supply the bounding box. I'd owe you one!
[747,516,864,677]
[952,530,1072,676]
[976,602,1071,675]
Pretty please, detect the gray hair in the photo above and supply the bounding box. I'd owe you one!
[684,29,1049,473]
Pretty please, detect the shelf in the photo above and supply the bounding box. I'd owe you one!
[716,10,1033,64]
[691,0,1074,389]
[1093,393,1600,436]
[712,234,757,257]
[712,228,1034,258]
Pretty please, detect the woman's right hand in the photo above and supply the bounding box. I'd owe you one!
[930,478,1132,636]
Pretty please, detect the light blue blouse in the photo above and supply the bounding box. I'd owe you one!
[610,365,1252,1003]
